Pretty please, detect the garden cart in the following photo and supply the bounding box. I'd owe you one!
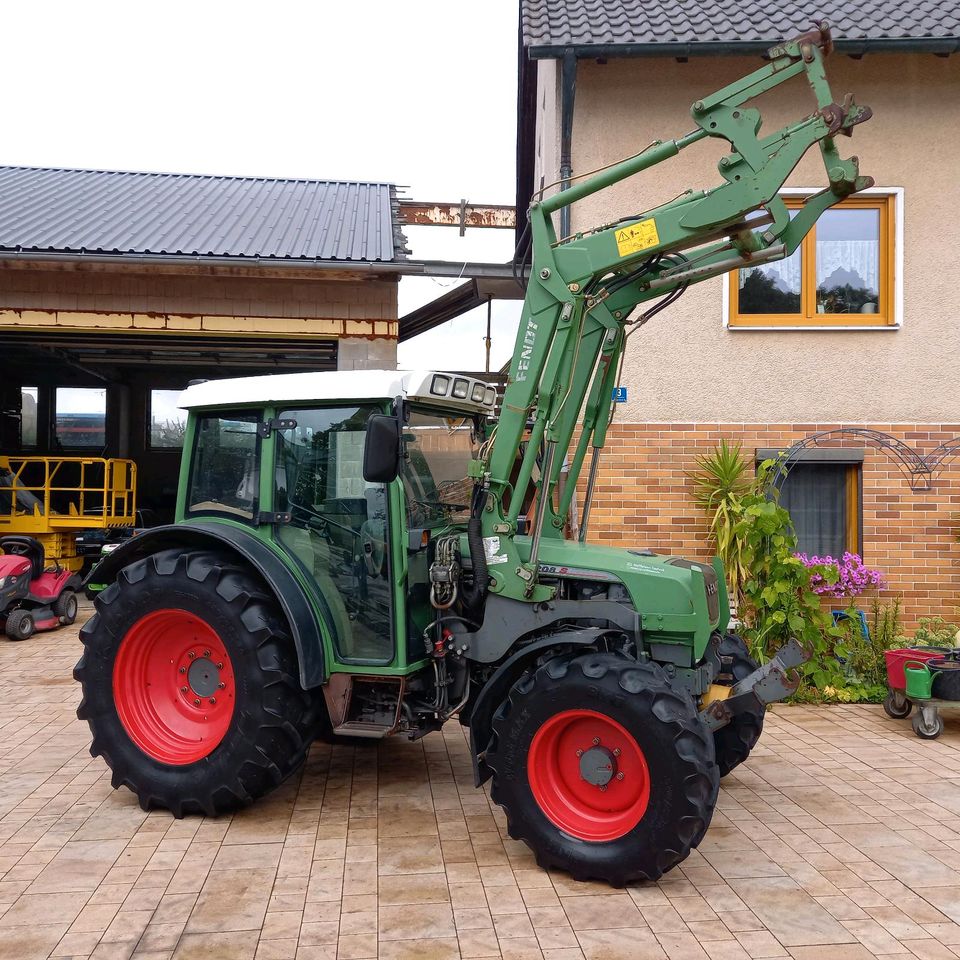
[75,23,872,886]
[884,648,960,739]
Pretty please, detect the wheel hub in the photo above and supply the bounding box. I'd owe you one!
[579,745,617,787]
[187,657,221,698]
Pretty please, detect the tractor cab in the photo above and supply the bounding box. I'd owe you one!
[176,370,496,670]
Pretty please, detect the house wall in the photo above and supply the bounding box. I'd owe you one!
[581,422,960,627]
[566,53,960,423]
[533,51,960,625]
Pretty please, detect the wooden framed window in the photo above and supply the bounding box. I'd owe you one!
[729,193,897,328]
[758,448,863,557]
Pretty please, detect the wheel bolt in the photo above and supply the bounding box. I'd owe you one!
[203,650,211,657]
[613,748,621,757]
[180,686,188,694]
[193,699,201,707]
[218,681,225,689]
[188,651,196,659]
[592,737,600,746]
[575,749,583,757]
[179,666,186,674]
[599,784,607,792]
[216,662,223,669]
[209,697,216,705]
[616,772,624,781]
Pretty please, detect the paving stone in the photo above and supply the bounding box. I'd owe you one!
[6,608,960,959]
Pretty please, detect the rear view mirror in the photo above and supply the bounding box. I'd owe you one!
[363,414,402,483]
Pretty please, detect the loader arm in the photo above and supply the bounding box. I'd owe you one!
[479,22,873,602]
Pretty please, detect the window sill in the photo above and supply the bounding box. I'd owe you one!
[727,323,901,332]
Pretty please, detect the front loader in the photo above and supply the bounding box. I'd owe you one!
[75,24,871,885]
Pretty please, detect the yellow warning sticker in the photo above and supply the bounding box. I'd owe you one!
[615,218,660,257]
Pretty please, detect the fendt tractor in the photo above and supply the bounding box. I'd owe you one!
[76,25,872,884]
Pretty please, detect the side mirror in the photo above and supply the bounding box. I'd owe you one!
[362,414,402,483]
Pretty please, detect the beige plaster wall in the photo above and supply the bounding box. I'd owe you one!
[542,53,960,422]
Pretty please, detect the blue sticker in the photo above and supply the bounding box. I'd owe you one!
[612,387,627,403]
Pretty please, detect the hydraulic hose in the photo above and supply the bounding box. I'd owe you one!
[460,488,489,618]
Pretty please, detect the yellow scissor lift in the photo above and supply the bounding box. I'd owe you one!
[0,457,138,572]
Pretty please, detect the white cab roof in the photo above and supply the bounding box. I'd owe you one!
[179,369,497,414]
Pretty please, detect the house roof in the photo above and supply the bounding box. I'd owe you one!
[521,0,960,56]
[0,166,409,264]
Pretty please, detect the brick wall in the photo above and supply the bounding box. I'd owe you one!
[580,423,960,628]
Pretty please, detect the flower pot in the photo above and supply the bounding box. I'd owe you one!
[928,658,960,701]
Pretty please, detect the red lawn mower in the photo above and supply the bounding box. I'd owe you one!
[0,536,81,641]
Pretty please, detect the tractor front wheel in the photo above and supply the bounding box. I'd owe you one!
[74,549,317,817]
[486,652,718,886]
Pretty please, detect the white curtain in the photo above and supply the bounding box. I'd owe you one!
[738,253,801,293]
[816,240,879,292]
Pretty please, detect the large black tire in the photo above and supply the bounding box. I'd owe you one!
[712,633,764,778]
[74,549,317,817]
[486,652,719,886]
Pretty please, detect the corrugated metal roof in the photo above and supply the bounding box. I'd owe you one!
[0,166,409,263]
[522,0,960,54]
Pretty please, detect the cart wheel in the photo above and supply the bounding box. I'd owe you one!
[912,710,944,740]
[883,690,912,720]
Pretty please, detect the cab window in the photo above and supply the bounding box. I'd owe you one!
[400,411,478,527]
[187,412,260,520]
[274,407,393,664]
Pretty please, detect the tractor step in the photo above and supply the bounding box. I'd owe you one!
[322,674,404,738]
[700,637,810,732]
[331,720,392,739]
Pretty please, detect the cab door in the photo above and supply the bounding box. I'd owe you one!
[272,406,396,665]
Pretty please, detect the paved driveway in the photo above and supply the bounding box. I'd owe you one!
[3,605,960,959]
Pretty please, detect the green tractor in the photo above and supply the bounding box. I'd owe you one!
[75,24,871,885]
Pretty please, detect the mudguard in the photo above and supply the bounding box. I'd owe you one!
[467,628,612,788]
[83,522,327,689]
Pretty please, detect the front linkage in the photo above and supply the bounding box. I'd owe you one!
[478,21,873,605]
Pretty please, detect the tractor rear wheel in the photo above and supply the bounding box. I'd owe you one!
[486,652,718,886]
[712,633,764,778]
[74,549,317,817]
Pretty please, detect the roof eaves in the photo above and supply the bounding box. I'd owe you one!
[526,36,960,58]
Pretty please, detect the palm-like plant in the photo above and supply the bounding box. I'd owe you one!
[687,440,755,611]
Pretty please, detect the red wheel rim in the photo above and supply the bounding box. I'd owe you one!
[112,609,235,765]
[527,709,650,842]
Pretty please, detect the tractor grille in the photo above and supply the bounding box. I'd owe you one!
[665,558,720,622]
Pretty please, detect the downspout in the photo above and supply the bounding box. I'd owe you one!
[559,50,578,240]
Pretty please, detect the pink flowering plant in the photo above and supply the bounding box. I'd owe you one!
[794,551,883,599]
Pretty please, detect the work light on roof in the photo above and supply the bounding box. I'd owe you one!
[452,378,469,399]
[430,374,450,396]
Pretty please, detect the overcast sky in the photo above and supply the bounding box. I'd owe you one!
[3,0,524,375]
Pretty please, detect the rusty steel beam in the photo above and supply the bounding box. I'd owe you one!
[398,200,516,234]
